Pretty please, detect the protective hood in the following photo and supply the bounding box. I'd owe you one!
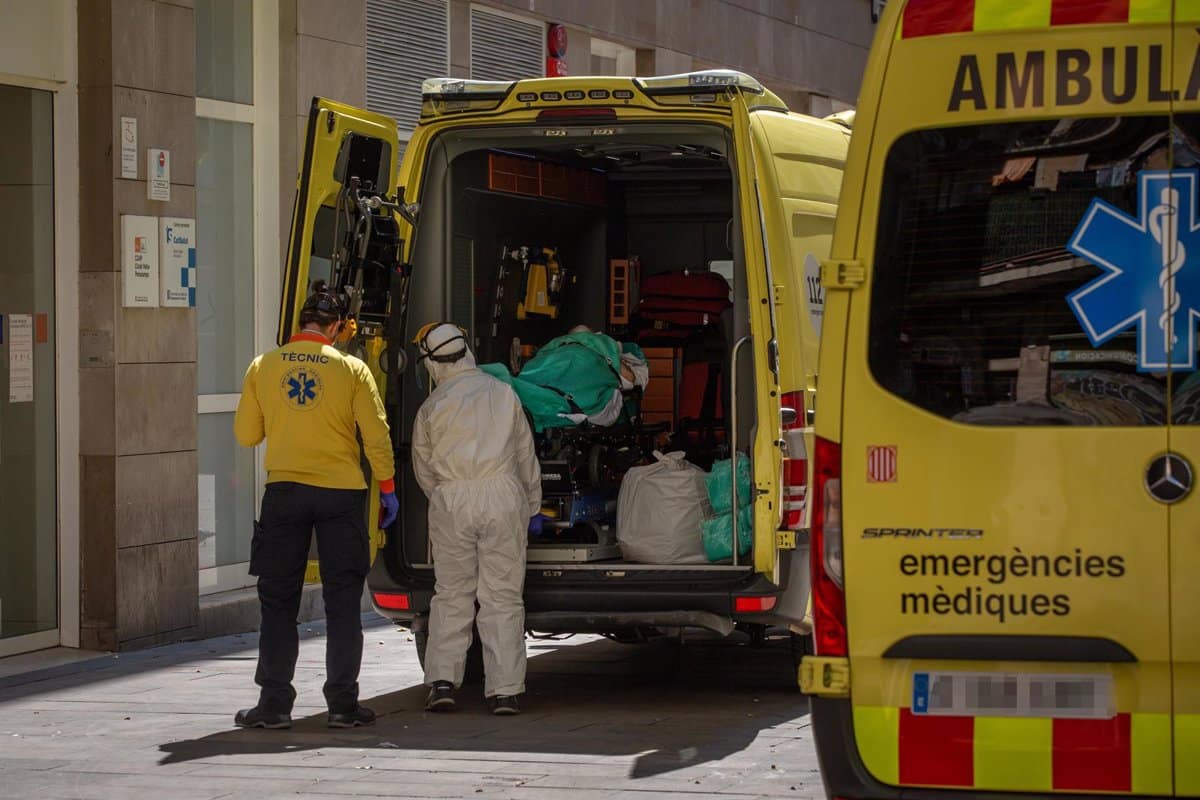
[421,323,476,385]
[426,348,477,385]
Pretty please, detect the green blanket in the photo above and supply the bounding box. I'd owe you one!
[481,332,644,432]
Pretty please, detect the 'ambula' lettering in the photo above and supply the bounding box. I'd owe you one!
[948,42,1200,111]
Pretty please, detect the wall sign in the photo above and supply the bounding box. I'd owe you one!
[121,215,159,307]
[120,117,137,179]
[147,148,170,201]
[159,217,196,307]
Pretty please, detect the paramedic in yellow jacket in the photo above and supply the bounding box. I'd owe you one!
[232,290,398,730]
[412,322,541,716]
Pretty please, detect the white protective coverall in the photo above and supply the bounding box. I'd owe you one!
[412,326,542,697]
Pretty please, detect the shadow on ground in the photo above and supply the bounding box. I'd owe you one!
[157,632,809,779]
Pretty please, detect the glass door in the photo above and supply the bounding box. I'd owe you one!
[0,84,57,650]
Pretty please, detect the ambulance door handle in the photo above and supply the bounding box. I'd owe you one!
[729,335,752,567]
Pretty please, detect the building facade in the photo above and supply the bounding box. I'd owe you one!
[0,0,874,657]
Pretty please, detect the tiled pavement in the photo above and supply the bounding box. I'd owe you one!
[0,617,824,799]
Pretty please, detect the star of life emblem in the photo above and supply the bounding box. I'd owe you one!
[281,367,322,410]
[1067,170,1200,372]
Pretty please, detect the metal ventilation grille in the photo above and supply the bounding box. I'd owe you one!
[469,7,543,82]
[366,0,449,133]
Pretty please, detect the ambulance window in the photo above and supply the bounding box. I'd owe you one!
[308,206,336,292]
[869,116,1178,427]
[1170,113,1200,424]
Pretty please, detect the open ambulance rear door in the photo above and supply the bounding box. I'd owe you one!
[727,93,793,607]
[742,108,850,632]
[280,97,412,580]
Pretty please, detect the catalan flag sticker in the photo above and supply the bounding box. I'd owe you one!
[867,445,898,483]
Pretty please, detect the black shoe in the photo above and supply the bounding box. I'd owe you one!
[489,695,520,716]
[328,705,376,728]
[425,681,456,712]
[234,707,292,729]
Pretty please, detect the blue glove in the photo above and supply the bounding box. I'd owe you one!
[528,514,548,536]
[379,491,399,529]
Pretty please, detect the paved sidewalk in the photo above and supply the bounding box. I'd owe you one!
[0,617,823,799]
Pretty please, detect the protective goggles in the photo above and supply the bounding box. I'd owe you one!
[412,322,469,364]
[302,291,348,320]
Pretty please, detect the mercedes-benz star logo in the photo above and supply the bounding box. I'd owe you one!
[1145,453,1194,504]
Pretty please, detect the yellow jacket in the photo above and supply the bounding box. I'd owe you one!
[234,331,396,491]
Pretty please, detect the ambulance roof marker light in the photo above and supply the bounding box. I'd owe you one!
[421,77,515,101]
[636,70,765,97]
[824,110,856,131]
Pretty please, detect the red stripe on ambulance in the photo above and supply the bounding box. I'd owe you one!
[902,0,1135,39]
[902,0,975,38]
[1050,0,1130,26]
[1052,713,1132,792]
[898,709,974,787]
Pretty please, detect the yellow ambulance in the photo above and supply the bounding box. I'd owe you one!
[804,0,1200,797]
[277,74,848,667]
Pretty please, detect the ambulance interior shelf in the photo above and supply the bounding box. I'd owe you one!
[906,250,1093,304]
[986,344,1139,374]
[955,333,1181,427]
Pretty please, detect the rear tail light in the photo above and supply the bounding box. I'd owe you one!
[734,595,778,613]
[781,391,807,531]
[811,436,847,656]
[372,591,411,611]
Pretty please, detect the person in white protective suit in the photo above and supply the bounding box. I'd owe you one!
[411,322,542,716]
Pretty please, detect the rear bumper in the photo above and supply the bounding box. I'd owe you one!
[811,697,1140,800]
[367,559,791,633]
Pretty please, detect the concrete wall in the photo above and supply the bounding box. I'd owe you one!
[278,0,367,269]
[78,0,199,651]
[464,0,874,113]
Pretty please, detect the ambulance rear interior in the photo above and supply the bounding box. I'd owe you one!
[356,75,849,641]
[807,1,1200,798]
[398,126,749,591]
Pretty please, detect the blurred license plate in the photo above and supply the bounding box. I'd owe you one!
[911,671,1114,719]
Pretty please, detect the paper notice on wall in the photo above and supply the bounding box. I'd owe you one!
[198,473,217,570]
[8,314,34,403]
[120,117,138,179]
[198,474,216,533]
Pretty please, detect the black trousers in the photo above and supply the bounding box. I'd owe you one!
[250,482,370,714]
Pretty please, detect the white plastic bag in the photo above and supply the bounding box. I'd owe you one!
[617,451,709,564]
